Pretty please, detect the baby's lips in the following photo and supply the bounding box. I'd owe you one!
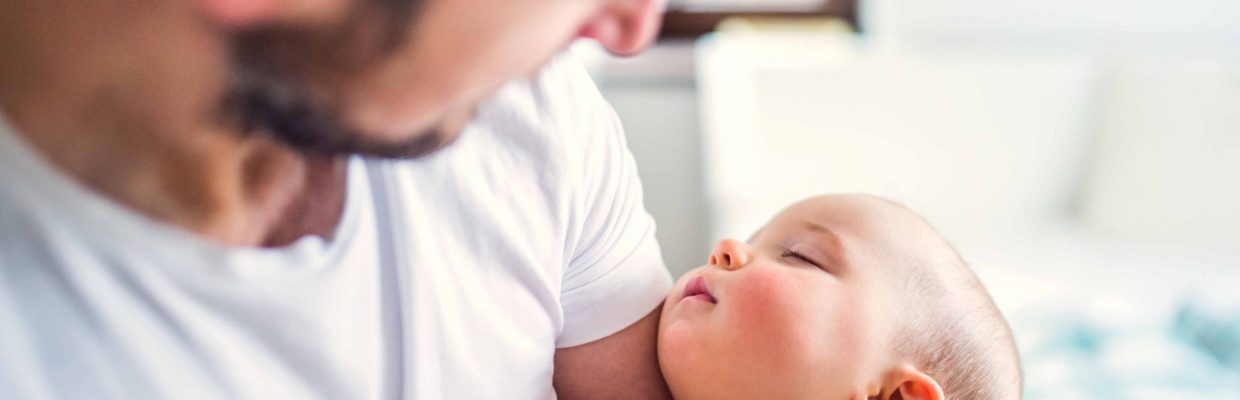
[682,275,717,304]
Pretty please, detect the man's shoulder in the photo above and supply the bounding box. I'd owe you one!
[360,50,633,244]
[525,52,604,113]
[361,53,609,202]
[378,52,619,183]
[478,52,613,148]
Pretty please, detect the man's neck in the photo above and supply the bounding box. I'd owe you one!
[0,0,348,247]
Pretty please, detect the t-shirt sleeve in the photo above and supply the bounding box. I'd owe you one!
[553,56,673,349]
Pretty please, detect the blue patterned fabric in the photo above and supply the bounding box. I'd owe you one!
[1018,297,1240,399]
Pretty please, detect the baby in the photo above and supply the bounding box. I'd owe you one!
[657,195,1022,400]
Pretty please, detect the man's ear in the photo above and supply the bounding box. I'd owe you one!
[881,367,944,400]
[575,0,665,56]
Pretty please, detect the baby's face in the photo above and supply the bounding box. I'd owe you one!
[658,196,925,399]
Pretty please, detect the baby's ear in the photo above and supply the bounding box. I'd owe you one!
[880,366,943,400]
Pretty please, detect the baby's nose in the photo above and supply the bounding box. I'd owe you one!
[709,239,751,271]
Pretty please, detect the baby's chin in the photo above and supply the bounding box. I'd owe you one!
[656,316,711,399]
[657,276,703,367]
[657,276,719,394]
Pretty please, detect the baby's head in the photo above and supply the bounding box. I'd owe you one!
[658,195,1021,399]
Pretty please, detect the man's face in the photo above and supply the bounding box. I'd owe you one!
[222,0,664,158]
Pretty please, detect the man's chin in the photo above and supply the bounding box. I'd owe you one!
[320,104,476,159]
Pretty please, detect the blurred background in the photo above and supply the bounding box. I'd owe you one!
[575,0,1240,397]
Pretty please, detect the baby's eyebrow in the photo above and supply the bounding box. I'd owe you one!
[801,221,847,265]
[804,221,831,234]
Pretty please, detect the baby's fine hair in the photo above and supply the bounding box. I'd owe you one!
[886,208,1022,399]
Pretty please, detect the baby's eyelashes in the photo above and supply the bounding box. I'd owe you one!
[780,249,821,268]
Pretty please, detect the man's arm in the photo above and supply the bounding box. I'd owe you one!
[544,53,673,399]
[553,305,671,400]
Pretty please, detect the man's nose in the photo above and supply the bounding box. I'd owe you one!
[708,239,751,271]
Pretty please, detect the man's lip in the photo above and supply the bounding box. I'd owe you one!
[682,275,716,304]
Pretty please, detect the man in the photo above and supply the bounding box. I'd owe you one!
[0,0,672,398]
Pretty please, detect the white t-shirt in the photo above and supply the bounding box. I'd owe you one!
[0,55,672,399]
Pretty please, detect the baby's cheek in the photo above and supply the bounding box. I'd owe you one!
[725,269,819,366]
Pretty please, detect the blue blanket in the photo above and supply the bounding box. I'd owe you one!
[1019,296,1240,398]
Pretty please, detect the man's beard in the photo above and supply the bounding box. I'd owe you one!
[219,0,450,159]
